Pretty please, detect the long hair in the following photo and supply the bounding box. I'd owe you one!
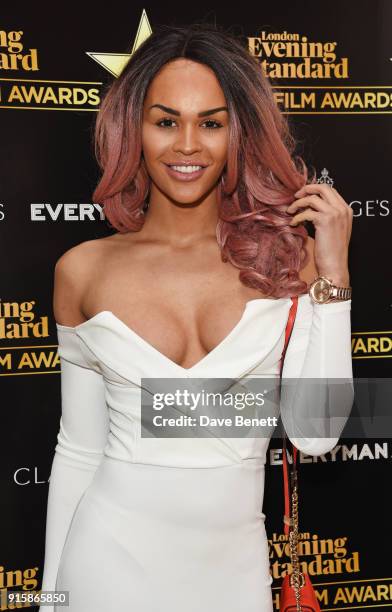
[92,22,315,297]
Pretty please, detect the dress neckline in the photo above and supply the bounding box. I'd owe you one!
[56,297,294,373]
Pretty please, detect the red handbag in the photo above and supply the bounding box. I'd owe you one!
[278,296,321,612]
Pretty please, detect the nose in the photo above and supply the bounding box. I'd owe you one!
[172,123,202,155]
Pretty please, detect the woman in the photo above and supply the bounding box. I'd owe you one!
[40,23,353,612]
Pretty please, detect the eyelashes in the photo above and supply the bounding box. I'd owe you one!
[155,118,224,131]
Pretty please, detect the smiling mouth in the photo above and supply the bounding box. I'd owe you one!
[165,163,207,171]
[163,163,209,181]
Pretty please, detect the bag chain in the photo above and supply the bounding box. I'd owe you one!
[288,468,305,611]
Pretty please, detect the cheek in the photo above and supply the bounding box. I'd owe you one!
[210,128,229,152]
[208,133,229,166]
[141,124,165,158]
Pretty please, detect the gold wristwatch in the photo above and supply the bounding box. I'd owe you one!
[308,276,352,304]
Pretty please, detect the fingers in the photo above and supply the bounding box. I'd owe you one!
[287,194,331,215]
[294,183,341,210]
[295,183,353,214]
[289,208,319,227]
[288,183,353,228]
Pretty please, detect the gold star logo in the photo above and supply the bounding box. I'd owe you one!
[86,9,152,77]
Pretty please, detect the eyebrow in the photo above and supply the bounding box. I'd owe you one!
[148,103,228,117]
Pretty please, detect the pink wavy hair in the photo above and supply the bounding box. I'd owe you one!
[92,23,316,298]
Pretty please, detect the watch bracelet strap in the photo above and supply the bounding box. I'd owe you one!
[331,286,352,300]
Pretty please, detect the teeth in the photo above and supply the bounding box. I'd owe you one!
[170,165,203,173]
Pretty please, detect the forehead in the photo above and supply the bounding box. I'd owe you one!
[144,59,226,109]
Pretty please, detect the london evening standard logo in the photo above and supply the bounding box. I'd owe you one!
[0,10,152,111]
[248,30,392,114]
[0,301,60,377]
[3,19,391,114]
[269,530,392,611]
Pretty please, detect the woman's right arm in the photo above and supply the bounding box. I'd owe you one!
[40,249,110,610]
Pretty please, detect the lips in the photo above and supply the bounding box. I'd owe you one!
[165,163,207,168]
[163,162,208,182]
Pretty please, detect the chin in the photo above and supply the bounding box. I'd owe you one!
[169,193,207,206]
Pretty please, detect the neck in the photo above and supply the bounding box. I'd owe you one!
[140,184,220,248]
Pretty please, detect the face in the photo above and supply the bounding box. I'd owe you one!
[141,58,229,205]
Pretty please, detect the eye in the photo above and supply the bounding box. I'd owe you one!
[155,117,223,130]
[202,119,223,130]
[156,118,176,128]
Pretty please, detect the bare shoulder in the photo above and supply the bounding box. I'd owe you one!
[53,238,106,326]
[298,235,318,287]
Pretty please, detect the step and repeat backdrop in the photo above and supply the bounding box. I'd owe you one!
[1,2,391,610]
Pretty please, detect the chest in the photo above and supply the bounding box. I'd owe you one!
[83,254,274,369]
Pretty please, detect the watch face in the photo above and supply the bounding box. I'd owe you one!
[310,278,332,303]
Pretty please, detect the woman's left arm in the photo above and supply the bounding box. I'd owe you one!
[280,295,353,456]
[281,183,354,455]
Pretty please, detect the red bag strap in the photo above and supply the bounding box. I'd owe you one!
[279,296,299,536]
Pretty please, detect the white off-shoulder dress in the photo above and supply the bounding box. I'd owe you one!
[40,294,353,612]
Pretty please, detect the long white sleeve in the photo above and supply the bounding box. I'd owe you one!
[40,327,109,611]
[280,295,354,456]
